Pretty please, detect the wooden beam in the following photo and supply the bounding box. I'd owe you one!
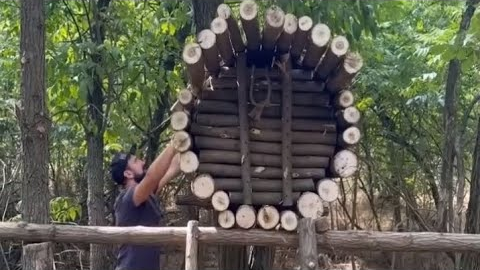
[298,218,318,270]
[280,56,293,206]
[3,222,480,252]
[236,53,252,205]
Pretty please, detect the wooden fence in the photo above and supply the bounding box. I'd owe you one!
[2,220,480,253]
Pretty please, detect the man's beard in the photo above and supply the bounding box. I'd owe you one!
[134,172,146,183]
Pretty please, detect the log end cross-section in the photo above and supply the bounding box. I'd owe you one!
[218,209,236,229]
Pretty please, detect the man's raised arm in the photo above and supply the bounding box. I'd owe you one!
[133,143,176,206]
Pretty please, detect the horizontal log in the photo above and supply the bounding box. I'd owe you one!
[240,0,261,51]
[189,124,337,144]
[4,222,480,252]
[219,67,313,81]
[194,136,335,156]
[262,5,285,50]
[171,111,190,131]
[199,150,329,168]
[218,209,235,229]
[337,106,361,128]
[182,43,205,90]
[257,205,280,230]
[198,163,325,179]
[290,15,313,61]
[326,52,363,92]
[176,194,211,208]
[217,3,245,52]
[303,23,331,69]
[315,35,349,81]
[331,149,358,178]
[215,178,315,192]
[197,29,220,74]
[195,114,337,132]
[335,90,354,109]
[229,192,300,205]
[178,89,194,108]
[235,205,256,229]
[210,17,234,66]
[196,100,334,119]
[276,13,297,54]
[172,131,192,152]
[338,126,361,147]
[207,79,326,94]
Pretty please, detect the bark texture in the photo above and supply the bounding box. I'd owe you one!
[86,1,111,270]
[19,0,54,268]
[19,0,50,227]
[191,0,224,33]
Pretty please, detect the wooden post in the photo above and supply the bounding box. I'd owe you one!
[236,53,252,205]
[185,220,199,270]
[22,242,54,270]
[298,218,318,270]
[280,55,293,206]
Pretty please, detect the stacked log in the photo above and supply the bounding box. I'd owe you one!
[173,1,363,232]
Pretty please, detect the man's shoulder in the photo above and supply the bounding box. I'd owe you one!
[114,187,136,208]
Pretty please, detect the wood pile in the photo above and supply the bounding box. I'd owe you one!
[172,0,362,232]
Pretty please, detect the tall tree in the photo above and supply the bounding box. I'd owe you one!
[18,0,53,268]
[437,0,479,232]
[460,116,480,269]
[86,0,111,269]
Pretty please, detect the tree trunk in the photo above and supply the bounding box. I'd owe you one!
[191,0,224,33]
[437,0,478,233]
[460,117,480,270]
[145,96,169,166]
[19,0,54,268]
[19,0,49,228]
[86,1,111,270]
[388,141,403,232]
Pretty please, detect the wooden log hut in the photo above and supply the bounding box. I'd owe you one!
[173,1,363,232]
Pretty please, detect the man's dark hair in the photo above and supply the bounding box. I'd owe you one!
[110,152,130,185]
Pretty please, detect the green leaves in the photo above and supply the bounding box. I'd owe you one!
[50,196,82,223]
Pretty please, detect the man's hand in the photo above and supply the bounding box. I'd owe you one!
[157,153,181,193]
[132,143,176,206]
[168,153,181,177]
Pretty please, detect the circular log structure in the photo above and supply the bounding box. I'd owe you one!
[173,1,363,231]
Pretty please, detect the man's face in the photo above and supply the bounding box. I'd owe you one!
[126,155,145,181]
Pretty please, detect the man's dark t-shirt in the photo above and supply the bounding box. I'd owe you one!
[114,187,163,270]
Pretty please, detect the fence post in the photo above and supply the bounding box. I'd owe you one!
[298,218,318,270]
[185,220,199,270]
[22,242,53,270]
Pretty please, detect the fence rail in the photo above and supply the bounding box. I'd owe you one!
[1,221,480,252]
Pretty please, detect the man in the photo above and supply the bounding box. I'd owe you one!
[110,142,180,270]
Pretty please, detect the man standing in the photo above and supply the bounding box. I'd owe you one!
[110,142,180,270]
